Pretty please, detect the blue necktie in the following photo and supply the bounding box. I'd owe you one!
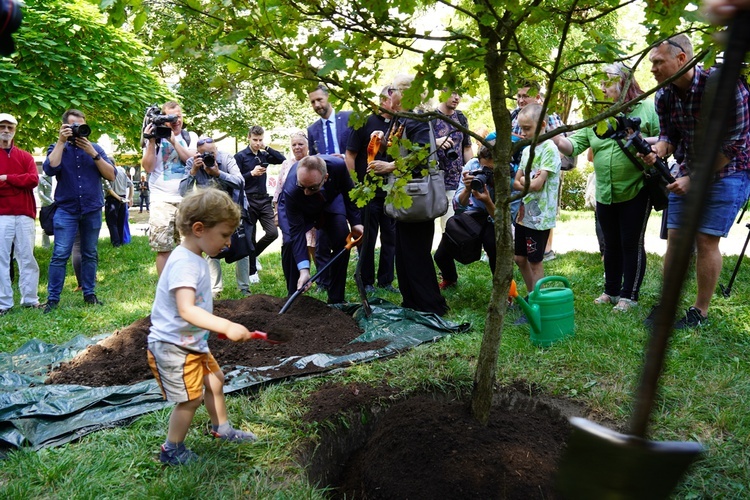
[325,119,336,154]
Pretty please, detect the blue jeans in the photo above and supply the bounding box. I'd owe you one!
[47,208,102,302]
[667,171,750,237]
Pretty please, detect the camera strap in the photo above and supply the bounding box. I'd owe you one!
[614,136,650,176]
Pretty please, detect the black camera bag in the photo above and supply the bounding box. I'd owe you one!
[444,211,486,264]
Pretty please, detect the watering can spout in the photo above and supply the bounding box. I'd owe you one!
[513,294,542,335]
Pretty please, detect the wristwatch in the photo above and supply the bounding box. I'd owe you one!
[92,153,102,161]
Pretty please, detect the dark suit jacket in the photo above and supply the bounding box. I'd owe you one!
[307,111,353,155]
[277,155,361,267]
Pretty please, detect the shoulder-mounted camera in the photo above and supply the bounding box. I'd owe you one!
[142,105,178,141]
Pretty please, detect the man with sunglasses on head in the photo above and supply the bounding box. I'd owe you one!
[141,101,198,276]
[277,155,363,305]
[180,137,250,297]
[644,33,750,329]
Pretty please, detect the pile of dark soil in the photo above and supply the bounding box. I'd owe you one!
[302,383,575,499]
[45,294,376,387]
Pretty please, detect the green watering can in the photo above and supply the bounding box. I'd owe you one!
[514,276,574,346]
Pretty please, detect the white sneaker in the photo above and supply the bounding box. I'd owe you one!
[249,273,260,284]
[255,258,262,271]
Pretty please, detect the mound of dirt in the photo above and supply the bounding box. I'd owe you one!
[45,294,377,387]
[303,384,573,499]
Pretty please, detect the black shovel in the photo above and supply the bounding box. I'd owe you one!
[354,204,373,318]
[557,13,750,499]
[279,232,362,314]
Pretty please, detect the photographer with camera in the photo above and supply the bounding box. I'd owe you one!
[641,34,750,328]
[235,125,285,276]
[434,142,496,290]
[42,109,116,313]
[553,63,659,314]
[434,90,474,231]
[180,137,250,297]
[140,101,198,276]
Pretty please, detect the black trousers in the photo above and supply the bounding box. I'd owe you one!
[360,198,396,287]
[282,212,350,304]
[395,219,448,316]
[104,196,126,247]
[139,191,149,212]
[596,187,651,301]
[434,215,495,283]
[247,196,278,256]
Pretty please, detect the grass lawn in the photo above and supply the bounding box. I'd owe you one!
[0,210,748,498]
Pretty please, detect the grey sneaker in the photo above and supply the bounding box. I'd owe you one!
[674,307,706,330]
[159,444,200,466]
[210,427,257,443]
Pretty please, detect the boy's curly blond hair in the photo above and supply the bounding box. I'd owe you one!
[176,188,240,236]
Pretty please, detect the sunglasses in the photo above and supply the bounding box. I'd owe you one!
[197,137,214,147]
[664,39,686,54]
[386,86,397,96]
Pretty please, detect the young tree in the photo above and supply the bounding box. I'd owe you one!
[0,0,172,150]
[101,0,716,423]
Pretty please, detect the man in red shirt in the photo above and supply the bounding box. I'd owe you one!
[0,113,42,314]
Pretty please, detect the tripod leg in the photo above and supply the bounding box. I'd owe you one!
[721,223,750,297]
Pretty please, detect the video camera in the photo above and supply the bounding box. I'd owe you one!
[596,114,675,185]
[0,0,22,57]
[66,123,91,144]
[142,105,178,141]
[470,166,494,193]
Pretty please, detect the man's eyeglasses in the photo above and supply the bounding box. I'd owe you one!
[197,137,214,147]
[663,39,686,54]
[386,87,397,96]
[296,177,325,193]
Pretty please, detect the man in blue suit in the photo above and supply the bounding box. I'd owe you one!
[277,155,363,305]
[307,84,354,156]
[306,84,355,291]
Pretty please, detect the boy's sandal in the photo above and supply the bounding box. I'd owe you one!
[613,298,638,312]
[594,293,619,305]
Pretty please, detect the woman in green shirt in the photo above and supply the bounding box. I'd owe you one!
[553,63,659,312]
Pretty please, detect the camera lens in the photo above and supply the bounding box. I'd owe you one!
[470,176,485,192]
[76,124,91,138]
[445,150,459,162]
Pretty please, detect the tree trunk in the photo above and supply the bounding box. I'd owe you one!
[470,16,516,425]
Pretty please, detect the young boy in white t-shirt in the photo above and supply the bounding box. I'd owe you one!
[147,188,257,466]
[512,103,561,295]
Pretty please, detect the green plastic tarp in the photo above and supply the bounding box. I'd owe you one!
[0,299,470,453]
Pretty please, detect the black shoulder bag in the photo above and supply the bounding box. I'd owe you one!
[614,137,669,212]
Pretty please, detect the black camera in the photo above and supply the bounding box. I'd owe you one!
[200,152,216,168]
[445,149,459,162]
[596,114,675,184]
[470,166,494,193]
[66,123,91,143]
[143,105,178,141]
[0,0,22,57]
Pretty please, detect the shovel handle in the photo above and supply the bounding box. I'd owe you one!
[217,330,269,341]
[344,231,362,250]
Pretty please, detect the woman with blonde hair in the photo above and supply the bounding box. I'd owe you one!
[553,63,659,312]
[274,131,316,264]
